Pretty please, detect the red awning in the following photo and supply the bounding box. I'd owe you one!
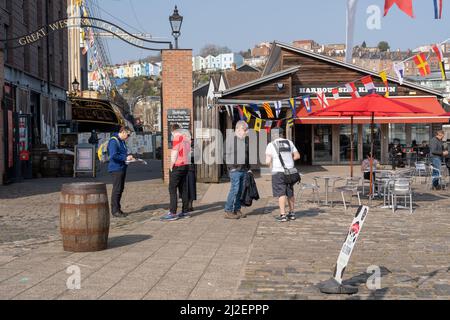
[295,96,449,124]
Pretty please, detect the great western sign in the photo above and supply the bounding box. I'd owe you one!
[1,17,172,51]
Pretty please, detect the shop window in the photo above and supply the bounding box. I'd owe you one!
[388,124,406,146]
[411,124,430,146]
[363,124,381,160]
[339,125,358,162]
[313,125,332,162]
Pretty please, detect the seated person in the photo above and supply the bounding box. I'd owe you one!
[361,152,380,180]
[390,139,404,169]
[418,140,430,161]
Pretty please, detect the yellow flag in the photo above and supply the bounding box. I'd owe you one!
[243,105,251,123]
[379,71,389,97]
[254,118,262,132]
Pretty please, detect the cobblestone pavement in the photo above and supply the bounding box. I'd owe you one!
[0,164,449,300]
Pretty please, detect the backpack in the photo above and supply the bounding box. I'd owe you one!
[97,136,119,163]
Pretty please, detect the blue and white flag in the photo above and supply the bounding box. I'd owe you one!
[274,101,282,118]
[302,95,312,113]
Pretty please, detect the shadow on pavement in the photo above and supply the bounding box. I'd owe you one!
[107,234,152,249]
[190,202,227,217]
[0,160,162,199]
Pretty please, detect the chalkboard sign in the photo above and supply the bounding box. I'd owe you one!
[74,143,96,177]
[167,108,191,148]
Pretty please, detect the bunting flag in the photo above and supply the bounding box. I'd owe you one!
[384,0,414,18]
[276,120,282,128]
[265,120,273,133]
[413,53,431,76]
[237,106,245,121]
[274,101,282,117]
[302,95,312,113]
[393,61,405,85]
[432,44,447,80]
[361,75,376,94]
[88,28,95,47]
[250,103,259,113]
[332,88,340,100]
[243,105,251,122]
[262,102,274,118]
[254,118,262,132]
[287,118,294,128]
[345,82,360,98]
[225,105,233,117]
[316,89,329,109]
[379,71,389,97]
[434,0,443,19]
[288,98,296,116]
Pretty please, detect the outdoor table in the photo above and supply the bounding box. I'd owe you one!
[313,175,342,206]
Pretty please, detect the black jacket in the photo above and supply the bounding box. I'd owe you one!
[430,137,444,158]
[240,171,260,207]
[225,135,250,172]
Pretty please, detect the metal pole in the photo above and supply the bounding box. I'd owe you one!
[369,112,375,199]
[350,116,354,177]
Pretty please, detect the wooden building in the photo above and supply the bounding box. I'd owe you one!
[215,42,448,167]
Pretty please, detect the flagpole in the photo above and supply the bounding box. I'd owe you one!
[350,115,354,177]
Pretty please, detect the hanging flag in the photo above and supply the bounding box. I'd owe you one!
[254,118,262,132]
[432,44,447,80]
[345,82,360,98]
[250,103,259,113]
[276,120,282,128]
[332,88,340,100]
[262,102,274,118]
[433,0,443,19]
[82,42,89,55]
[237,106,245,121]
[393,61,405,85]
[317,89,329,109]
[361,76,376,94]
[346,0,358,63]
[379,71,389,97]
[265,120,273,133]
[302,95,312,113]
[274,101,282,117]
[243,105,251,122]
[384,0,414,18]
[225,105,233,117]
[88,28,95,47]
[413,53,431,76]
[287,118,294,128]
[288,98,296,116]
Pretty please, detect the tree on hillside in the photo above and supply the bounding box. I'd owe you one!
[377,41,390,52]
[361,41,367,48]
[199,44,232,57]
[239,49,251,59]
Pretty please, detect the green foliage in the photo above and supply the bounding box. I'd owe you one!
[377,41,390,52]
[119,76,160,99]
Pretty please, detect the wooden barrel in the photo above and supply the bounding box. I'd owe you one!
[60,183,110,252]
[59,154,74,177]
[41,152,61,177]
[31,144,48,178]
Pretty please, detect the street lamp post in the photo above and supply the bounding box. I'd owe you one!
[69,78,80,97]
[169,5,183,49]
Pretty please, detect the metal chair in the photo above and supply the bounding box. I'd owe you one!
[331,177,361,211]
[429,164,446,190]
[298,182,320,205]
[414,161,428,184]
[391,178,413,214]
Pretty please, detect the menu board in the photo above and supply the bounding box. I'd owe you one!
[167,109,191,148]
[74,144,95,177]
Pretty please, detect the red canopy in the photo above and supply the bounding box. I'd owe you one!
[296,94,446,124]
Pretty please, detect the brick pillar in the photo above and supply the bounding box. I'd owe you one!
[161,49,193,183]
[0,49,4,185]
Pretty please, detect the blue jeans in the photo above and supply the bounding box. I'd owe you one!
[225,170,246,212]
[431,157,441,187]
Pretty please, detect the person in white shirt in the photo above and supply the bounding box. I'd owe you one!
[265,128,300,222]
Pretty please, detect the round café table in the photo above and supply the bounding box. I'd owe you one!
[313,175,342,206]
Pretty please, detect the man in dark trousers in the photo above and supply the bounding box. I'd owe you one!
[160,124,191,221]
[108,126,134,217]
[430,130,448,190]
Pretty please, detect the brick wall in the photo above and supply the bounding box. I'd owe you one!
[0,0,68,90]
[161,50,193,183]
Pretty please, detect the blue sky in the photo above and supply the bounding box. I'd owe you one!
[96,0,450,64]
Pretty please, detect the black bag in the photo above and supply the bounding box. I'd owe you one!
[275,141,301,185]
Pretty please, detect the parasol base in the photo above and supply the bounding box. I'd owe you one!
[319,278,359,295]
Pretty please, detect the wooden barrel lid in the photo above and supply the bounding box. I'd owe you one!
[61,182,107,195]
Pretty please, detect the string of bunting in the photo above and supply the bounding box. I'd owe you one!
[215,36,450,132]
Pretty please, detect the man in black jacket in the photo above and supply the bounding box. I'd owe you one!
[224,120,250,219]
[430,130,448,190]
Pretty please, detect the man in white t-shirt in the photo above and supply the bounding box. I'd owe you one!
[265,128,300,222]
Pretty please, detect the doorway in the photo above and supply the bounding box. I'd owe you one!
[30,91,41,145]
[295,124,312,165]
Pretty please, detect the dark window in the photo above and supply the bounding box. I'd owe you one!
[57,100,66,121]
[38,45,43,78]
